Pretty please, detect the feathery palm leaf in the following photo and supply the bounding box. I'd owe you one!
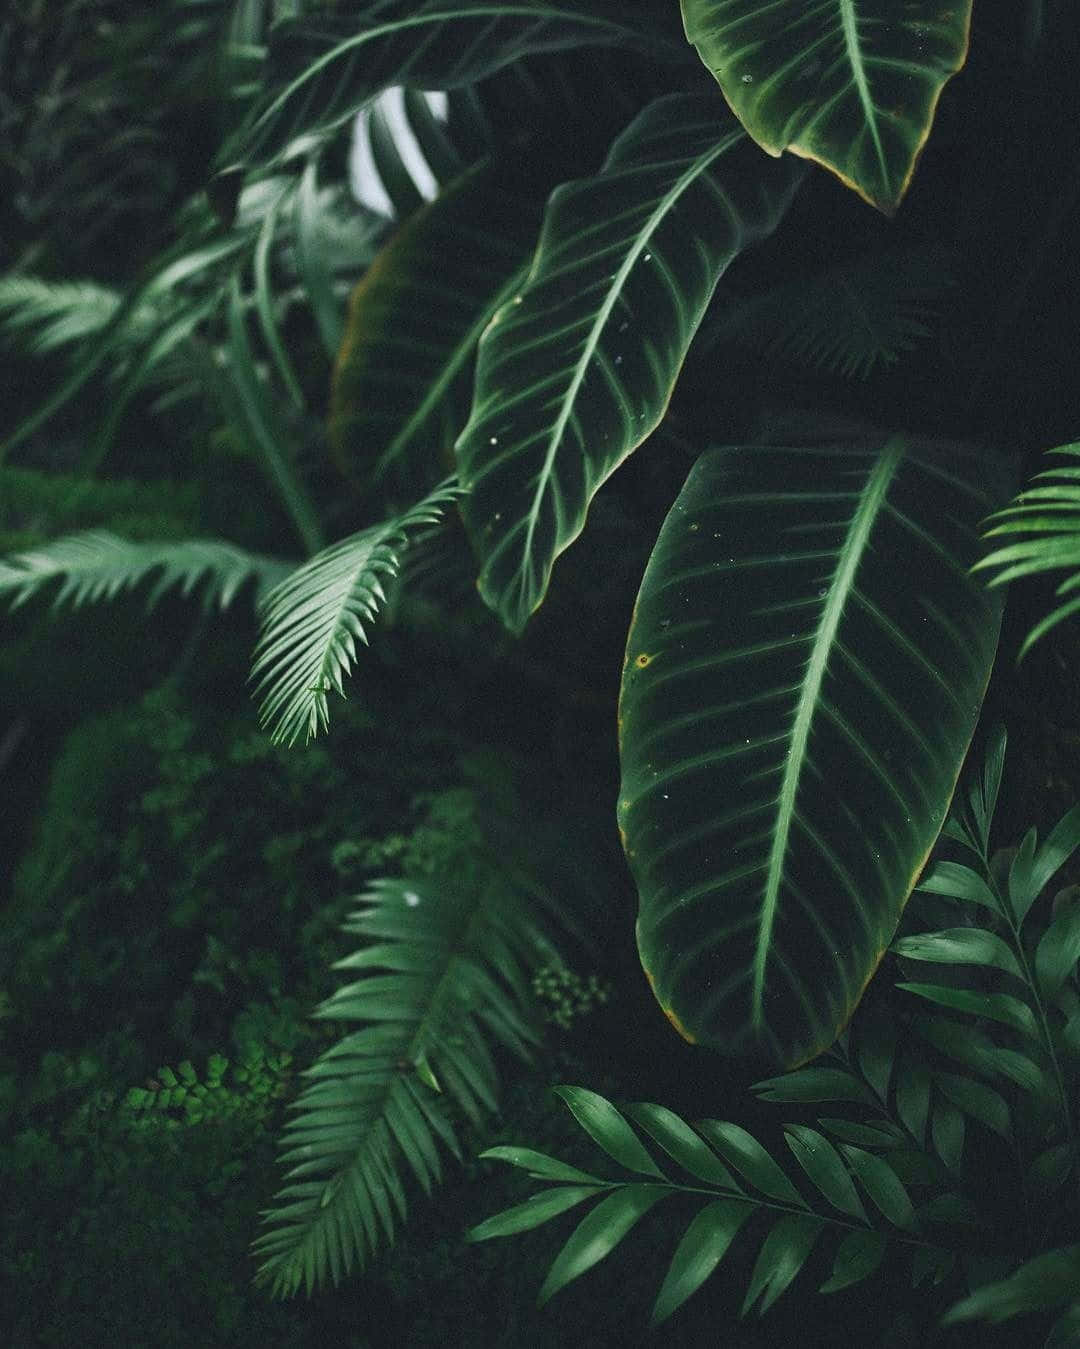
[975,443,1080,658]
[707,250,951,379]
[250,478,464,745]
[0,276,126,355]
[0,531,290,612]
[254,873,549,1296]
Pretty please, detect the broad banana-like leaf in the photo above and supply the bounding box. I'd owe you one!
[329,162,550,489]
[680,0,972,214]
[618,437,1009,1068]
[225,0,682,171]
[456,94,804,634]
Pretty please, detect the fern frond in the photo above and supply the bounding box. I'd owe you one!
[0,276,124,354]
[472,1084,939,1323]
[975,442,1080,658]
[254,873,546,1296]
[250,477,465,746]
[710,250,950,380]
[0,531,290,612]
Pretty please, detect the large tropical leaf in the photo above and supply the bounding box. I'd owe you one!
[224,0,683,172]
[456,94,804,634]
[680,0,972,214]
[254,873,548,1296]
[0,531,289,612]
[974,442,1080,659]
[250,478,463,746]
[329,161,550,489]
[618,437,1009,1067]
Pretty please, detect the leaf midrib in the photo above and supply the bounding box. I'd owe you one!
[750,437,904,1025]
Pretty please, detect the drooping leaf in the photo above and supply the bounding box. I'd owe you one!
[537,1184,671,1305]
[250,478,464,745]
[914,1017,1053,1102]
[818,1119,905,1149]
[892,927,1022,978]
[933,1071,1011,1140]
[893,1062,931,1147]
[680,0,973,213]
[942,1245,1080,1327]
[650,1199,754,1325]
[930,1101,964,1170]
[895,984,1038,1040]
[553,1087,665,1179]
[694,1121,806,1206]
[619,438,1008,1066]
[457,94,803,633]
[819,1229,887,1294]
[839,1145,915,1229]
[467,1185,604,1240]
[0,531,289,613]
[1037,896,1080,1000]
[916,860,1004,916]
[226,0,682,172]
[329,161,548,489]
[751,1067,877,1107]
[478,1146,604,1185]
[976,443,1080,658]
[625,1102,741,1187]
[783,1125,866,1221]
[741,1213,825,1315]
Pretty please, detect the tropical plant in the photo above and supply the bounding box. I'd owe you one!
[3,0,1078,1310]
[472,731,1080,1343]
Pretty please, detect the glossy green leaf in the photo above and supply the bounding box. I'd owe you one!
[917,860,1004,916]
[892,927,1022,978]
[741,1213,824,1315]
[625,1103,741,1187]
[1026,806,1080,922]
[818,1119,905,1149]
[553,1087,665,1178]
[896,983,1038,1040]
[680,0,972,214]
[478,1146,604,1185]
[650,1199,753,1325]
[226,0,678,172]
[819,1229,887,1294]
[620,439,1006,1066]
[1038,891,1080,1000]
[930,1101,964,1170]
[537,1184,670,1305]
[330,162,548,490]
[914,1016,1054,1101]
[943,1245,1080,1326]
[839,1146,915,1229]
[457,94,803,633]
[893,1062,931,1147]
[468,1184,603,1240]
[751,1067,876,1107]
[694,1121,805,1206]
[933,1071,1011,1140]
[783,1126,866,1221]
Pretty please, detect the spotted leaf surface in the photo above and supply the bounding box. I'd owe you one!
[619,438,1008,1067]
[456,94,803,633]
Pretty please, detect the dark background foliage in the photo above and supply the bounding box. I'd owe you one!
[2,1,1079,1345]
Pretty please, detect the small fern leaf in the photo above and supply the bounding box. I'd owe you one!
[250,477,464,745]
[255,874,546,1297]
[976,442,1080,657]
[0,531,289,613]
[0,276,124,354]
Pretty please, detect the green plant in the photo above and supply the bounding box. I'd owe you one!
[3,0,1079,1311]
[472,731,1080,1342]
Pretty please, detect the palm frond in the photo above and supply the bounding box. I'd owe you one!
[975,442,1080,657]
[472,1084,932,1323]
[708,250,951,379]
[0,531,290,612]
[250,477,464,746]
[0,276,125,354]
[254,872,548,1296]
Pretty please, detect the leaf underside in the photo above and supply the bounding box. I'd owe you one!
[680,0,973,214]
[618,438,1009,1067]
